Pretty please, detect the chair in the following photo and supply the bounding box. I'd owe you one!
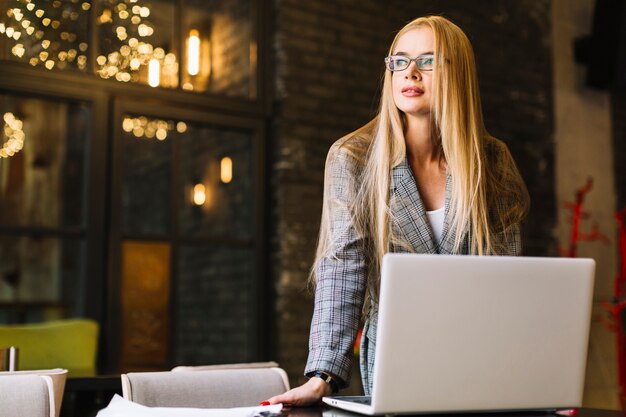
[121,366,290,408]
[171,360,280,372]
[0,319,98,376]
[0,369,68,417]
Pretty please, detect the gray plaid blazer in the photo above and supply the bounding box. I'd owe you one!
[304,138,523,395]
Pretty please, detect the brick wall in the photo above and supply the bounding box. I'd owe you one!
[176,246,255,365]
[174,125,255,365]
[270,0,554,389]
[613,91,626,210]
[208,0,254,97]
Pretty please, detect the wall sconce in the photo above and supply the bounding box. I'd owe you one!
[148,58,160,87]
[220,157,232,184]
[183,27,211,91]
[187,29,200,76]
[192,183,206,206]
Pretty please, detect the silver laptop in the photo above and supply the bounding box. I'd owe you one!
[323,254,595,415]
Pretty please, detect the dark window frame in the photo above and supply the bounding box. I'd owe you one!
[107,98,266,371]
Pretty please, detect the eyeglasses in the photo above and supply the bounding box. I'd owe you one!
[384,54,434,72]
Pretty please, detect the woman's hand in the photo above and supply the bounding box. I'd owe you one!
[263,377,333,407]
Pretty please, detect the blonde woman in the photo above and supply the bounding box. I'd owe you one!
[266,15,529,406]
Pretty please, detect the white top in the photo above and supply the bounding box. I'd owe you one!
[426,206,445,245]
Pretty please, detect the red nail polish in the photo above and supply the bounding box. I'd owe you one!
[260,401,270,406]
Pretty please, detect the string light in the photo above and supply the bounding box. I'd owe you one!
[1,0,179,85]
[95,1,178,86]
[1,0,88,71]
[1,112,25,159]
[122,116,188,141]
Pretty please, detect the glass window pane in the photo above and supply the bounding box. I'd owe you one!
[120,240,170,370]
[182,0,257,98]
[0,0,90,71]
[0,236,85,323]
[96,0,178,87]
[178,123,254,240]
[121,114,173,235]
[174,245,254,365]
[0,94,90,229]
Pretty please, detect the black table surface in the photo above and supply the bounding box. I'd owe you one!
[61,377,625,417]
[274,407,625,417]
[65,374,122,392]
[63,375,122,417]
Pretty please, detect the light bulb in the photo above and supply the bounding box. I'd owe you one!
[187,29,200,76]
[148,58,160,87]
[220,157,233,184]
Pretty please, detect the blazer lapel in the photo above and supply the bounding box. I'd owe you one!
[438,173,469,254]
[437,174,455,254]
[390,158,436,254]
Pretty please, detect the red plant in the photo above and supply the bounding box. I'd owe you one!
[603,207,626,409]
[560,178,610,257]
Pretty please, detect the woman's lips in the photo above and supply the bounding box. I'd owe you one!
[401,86,424,96]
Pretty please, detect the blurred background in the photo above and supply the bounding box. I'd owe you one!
[0,0,625,411]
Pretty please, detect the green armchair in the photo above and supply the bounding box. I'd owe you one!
[0,319,99,376]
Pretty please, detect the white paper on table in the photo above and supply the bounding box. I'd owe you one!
[96,394,283,417]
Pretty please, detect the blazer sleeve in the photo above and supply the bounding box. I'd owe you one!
[490,177,524,256]
[486,137,528,257]
[304,142,367,388]
[495,222,523,256]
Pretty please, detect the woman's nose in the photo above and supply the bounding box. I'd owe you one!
[404,63,422,80]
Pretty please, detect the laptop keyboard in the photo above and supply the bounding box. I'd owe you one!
[335,396,372,405]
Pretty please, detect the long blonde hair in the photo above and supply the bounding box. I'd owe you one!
[312,16,529,308]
